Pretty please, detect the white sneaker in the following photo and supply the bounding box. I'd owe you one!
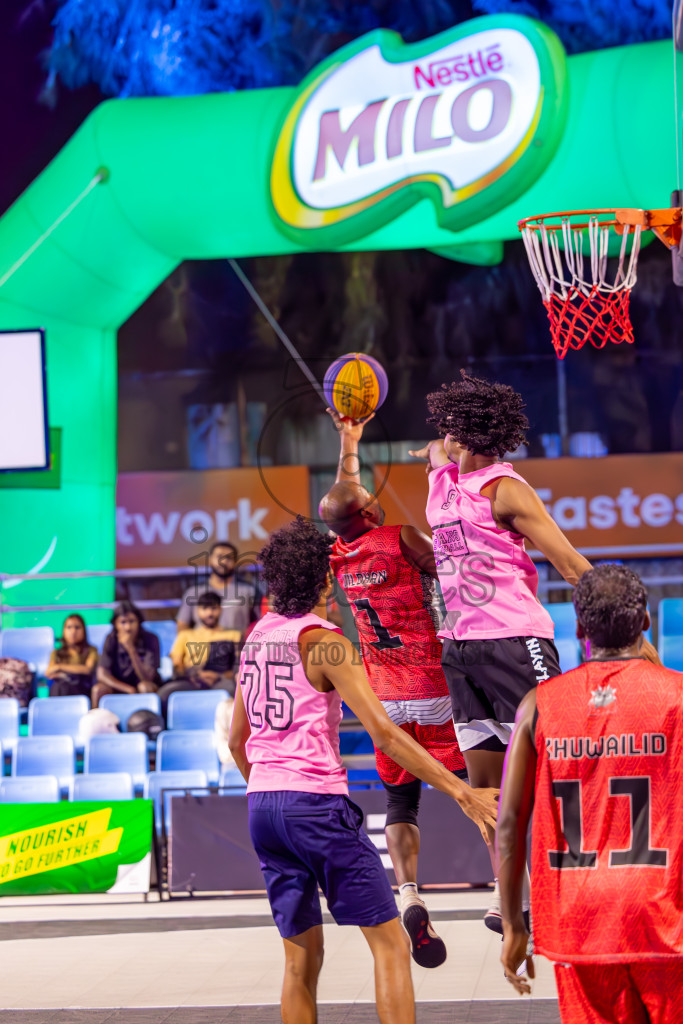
[484,881,529,935]
[484,881,503,934]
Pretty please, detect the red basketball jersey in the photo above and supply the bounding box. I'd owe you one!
[330,525,449,702]
[532,659,683,964]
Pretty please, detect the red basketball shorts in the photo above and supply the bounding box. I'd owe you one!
[374,719,465,787]
[554,960,683,1024]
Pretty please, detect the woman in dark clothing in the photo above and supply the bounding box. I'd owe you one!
[91,601,160,708]
[46,614,98,697]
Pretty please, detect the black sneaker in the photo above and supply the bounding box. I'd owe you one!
[484,886,530,936]
[402,903,447,968]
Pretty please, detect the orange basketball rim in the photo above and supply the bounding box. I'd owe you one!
[517,207,683,359]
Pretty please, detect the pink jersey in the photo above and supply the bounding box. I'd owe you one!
[239,611,348,795]
[426,461,554,642]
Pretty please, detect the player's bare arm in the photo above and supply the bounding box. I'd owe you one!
[228,683,253,783]
[497,689,538,995]
[487,476,592,585]
[301,628,498,843]
[399,524,437,577]
[408,439,450,471]
[326,407,374,485]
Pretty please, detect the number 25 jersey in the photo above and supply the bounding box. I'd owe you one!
[330,524,448,702]
[238,611,348,796]
[532,659,683,963]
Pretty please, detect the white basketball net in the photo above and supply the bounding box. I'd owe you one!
[520,215,642,302]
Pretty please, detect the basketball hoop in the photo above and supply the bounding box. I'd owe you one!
[518,208,683,358]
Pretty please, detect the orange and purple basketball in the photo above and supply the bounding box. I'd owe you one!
[323,353,389,421]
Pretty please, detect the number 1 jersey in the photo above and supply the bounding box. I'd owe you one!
[330,525,449,702]
[532,659,683,963]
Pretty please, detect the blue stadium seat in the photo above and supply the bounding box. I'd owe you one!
[141,621,176,681]
[555,638,582,673]
[156,729,219,784]
[545,602,577,639]
[0,626,55,677]
[84,733,149,792]
[0,775,60,803]
[70,772,135,802]
[546,601,653,646]
[218,765,247,790]
[167,689,230,731]
[87,624,112,653]
[29,696,90,750]
[144,621,177,659]
[144,769,209,835]
[13,736,75,787]
[658,598,683,672]
[99,693,162,732]
[0,698,20,758]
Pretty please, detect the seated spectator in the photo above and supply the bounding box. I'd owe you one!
[176,541,259,638]
[158,592,240,714]
[0,657,33,706]
[91,601,160,708]
[46,614,98,697]
[79,708,121,741]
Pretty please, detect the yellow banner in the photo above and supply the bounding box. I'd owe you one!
[0,808,123,882]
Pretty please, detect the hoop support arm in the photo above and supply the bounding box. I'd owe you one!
[615,207,682,248]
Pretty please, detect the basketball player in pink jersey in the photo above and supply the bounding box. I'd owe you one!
[320,408,467,969]
[410,371,591,931]
[229,516,499,1024]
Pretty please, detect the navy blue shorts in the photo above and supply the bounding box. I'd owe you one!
[248,791,398,939]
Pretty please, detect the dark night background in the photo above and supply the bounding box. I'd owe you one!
[1,0,682,473]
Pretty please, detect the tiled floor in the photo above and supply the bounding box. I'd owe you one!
[0,890,559,1022]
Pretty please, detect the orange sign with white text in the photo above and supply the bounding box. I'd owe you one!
[374,454,683,557]
[116,466,310,569]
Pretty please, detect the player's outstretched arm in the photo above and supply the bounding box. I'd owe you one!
[399,524,437,577]
[326,407,374,486]
[490,476,591,585]
[228,683,253,783]
[497,690,538,995]
[301,629,498,842]
[408,440,450,472]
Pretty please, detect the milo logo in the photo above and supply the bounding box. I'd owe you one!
[271,15,567,245]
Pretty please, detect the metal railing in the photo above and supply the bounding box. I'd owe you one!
[1,564,682,622]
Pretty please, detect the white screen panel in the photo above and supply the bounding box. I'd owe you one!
[0,330,49,471]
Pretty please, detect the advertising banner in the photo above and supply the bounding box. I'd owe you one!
[0,801,152,896]
[116,466,311,569]
[375,454,683,557]
[168,790,491,893]
[271,16,567,245]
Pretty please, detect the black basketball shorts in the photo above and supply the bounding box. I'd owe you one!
[441,635,561,753]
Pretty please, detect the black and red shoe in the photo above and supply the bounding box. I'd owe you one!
[401,904,447,969]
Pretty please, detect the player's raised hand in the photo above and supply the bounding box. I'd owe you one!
[501,920,534,995]
[325,407,374,440]
[458,786,499,844]
[408,439,449,471]
[408,442,431,461]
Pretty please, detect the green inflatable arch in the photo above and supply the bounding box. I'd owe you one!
[0,15,676,624]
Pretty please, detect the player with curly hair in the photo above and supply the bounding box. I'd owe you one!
[410,370,591,932]
[229,515,499,1024]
